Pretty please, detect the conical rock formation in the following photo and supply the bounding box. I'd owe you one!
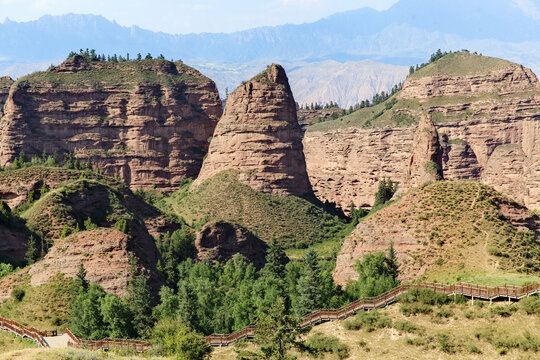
[405,113,444,189]
[194,64,312,196]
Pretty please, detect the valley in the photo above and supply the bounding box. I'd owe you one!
[0,48,538,360]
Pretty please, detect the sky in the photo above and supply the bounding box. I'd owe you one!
[0,0,401,34]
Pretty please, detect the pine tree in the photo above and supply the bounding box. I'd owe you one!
[126,254,153,338]
[264,239,286,280]
[76,262,89,291]
[386,243,399,280]
[240,297,308,360]
[295,249,323,316]
[25,235,39,265]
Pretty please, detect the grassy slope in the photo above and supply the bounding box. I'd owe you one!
[307,53,539,132]
[0,332,37,355]
[214,299,540,360]
[409,52,515,78]
[0,273,78,330]
[159,170,349,253]
[354,180,540,285]
[21,178,136,240]
[14,58,207,91]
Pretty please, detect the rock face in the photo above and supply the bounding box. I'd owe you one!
[304,54,540,210]
[28,229,160,296]
[0,56,223,190]
[405,114,444,188]
[0,76,13,118]
[195,221,268,269]
[194,64,312,197]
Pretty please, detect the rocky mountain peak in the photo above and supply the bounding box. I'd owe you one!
[194,64,313,197]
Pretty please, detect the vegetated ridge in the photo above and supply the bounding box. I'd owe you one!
[334,180,540,286]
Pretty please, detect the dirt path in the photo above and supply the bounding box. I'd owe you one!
[43,334,70,348]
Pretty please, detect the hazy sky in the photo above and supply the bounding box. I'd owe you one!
[0,0,400,33]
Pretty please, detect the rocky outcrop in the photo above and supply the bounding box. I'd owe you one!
[194,64,312,197]
[398,64,537,99]
[28,229,161,296]
[0,56,223,191]
[333,181,540,285]
[0,76,13,118]
[195,221,268,269]
[304,55,540,210]
[405,114,443,188]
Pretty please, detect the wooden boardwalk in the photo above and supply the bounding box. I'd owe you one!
[205,281,540,346]
[1,281,538,349]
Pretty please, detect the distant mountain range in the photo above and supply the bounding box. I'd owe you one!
[0,0,538,106]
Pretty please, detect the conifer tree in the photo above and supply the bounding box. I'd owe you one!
[76,262,89,291]
[295,249,323,316]
[25,235,39,265]
[126,254,153,338]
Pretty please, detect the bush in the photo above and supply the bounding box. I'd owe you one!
[400,302,433,316]
[489,305,517,317]
[437,334,457,353]
[0,263,15,278]
[152,317,212,360]
[519,295,540,315]
[343,310,390,332]
[392,319,424,335]
[398,289,450,306]
[11,288,25,302]
[306,332,350,359]
[465,342,482,354]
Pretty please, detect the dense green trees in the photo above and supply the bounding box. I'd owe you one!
[344,246,399,299]
[69,256,152,340]
[153,251,343,336]
[374,178,398,207]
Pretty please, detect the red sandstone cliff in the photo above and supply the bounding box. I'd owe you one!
[194,64,312,196]
[0,56,223,190]
[304,53,540,210]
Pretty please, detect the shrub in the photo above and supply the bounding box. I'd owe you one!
[400,302,433,316]
[392,319,424,335]
[152,317,212,360]
[83,217,98,231]
[465,342,482,354]
[519,295,540,315]
[0,263,15,278]
[398,289,450,306]
[343,310,390,332]
[11,288,25,302]
[437,334,457,353]
[489,305,517,317]
[114,219,129,234]
[306,332,350,359]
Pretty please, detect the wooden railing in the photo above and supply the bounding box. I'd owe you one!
[205,281,540,346]
[1,282,538,349]
[0,316,48,347]
[65,328,152,352]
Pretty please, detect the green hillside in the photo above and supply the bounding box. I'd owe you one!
[160,170,348,250]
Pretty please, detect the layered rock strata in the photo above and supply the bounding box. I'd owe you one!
[28,229,159,296]
[405,114,444,188]
[194,64,312,197]
[195,221,268,269]
[0,76,13,118]
[0,56,222,190]
[304,55,540,210]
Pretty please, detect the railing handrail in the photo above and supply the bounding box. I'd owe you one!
[205,281,540,346]
[1,282,538,349]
